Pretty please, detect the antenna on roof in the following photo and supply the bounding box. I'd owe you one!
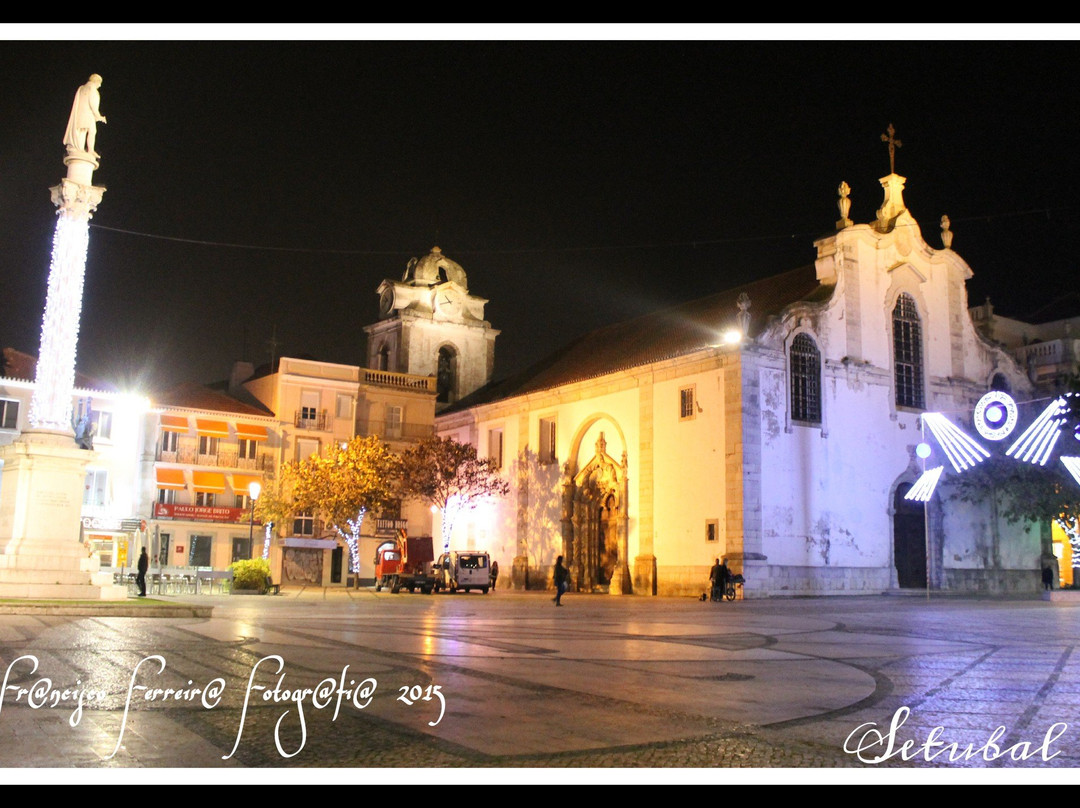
[267,325,281,371]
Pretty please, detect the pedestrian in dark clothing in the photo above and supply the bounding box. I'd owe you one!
[136,548,149,597]
[554,556,569,606]
[709,558,722,601]
[491,560,500,591]
[710,558,730,601]
[1043,565,1054,591]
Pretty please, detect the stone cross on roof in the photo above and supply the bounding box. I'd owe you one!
[881,123,902,174]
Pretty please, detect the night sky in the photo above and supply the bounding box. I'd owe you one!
[1,32,1077,396]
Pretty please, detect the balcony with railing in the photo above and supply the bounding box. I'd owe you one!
[1016,339,1080,385]
[361,369,437,393]
[158,444,275,472]
[294,409,331,430]
[356,418,434,442]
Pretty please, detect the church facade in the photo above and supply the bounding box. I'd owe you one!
[421,172,1043,597]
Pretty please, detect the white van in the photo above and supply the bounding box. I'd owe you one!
[433,551,491,594]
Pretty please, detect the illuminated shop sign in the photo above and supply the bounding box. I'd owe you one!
[153,503,253,523]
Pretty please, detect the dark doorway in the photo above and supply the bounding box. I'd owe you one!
[437,347,456,404]
[893,484,927,588]
[331,547,343,584]
[231,537,252,563]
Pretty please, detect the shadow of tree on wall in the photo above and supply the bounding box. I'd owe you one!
[510,447,565,590]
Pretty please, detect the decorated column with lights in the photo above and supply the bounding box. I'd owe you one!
[31,74,107,428]
[0,75,125,599]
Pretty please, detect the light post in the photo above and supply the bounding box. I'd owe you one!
[248,480,262,559]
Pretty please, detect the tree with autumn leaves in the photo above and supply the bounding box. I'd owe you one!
[399,436,510,552]
[257,436,400,583]
[257,435,508,579]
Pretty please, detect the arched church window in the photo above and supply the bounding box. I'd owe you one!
[893,293,924,409]
[378,344,389,371]
[790,333,821,424]
[990,372,1011,393]
[437,346,457,404]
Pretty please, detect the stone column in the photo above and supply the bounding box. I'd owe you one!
[0,76,125,599]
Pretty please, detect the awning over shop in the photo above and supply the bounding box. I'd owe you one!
[192,471,227,493]
[160,414,188,432]
[235,423,268,441]
[155,468,186,490]
[195,419,229,438]
[231,474,261,493]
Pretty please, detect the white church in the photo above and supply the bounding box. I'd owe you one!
[368,166,1044,598]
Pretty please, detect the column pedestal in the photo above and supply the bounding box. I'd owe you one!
[0,430,126,599]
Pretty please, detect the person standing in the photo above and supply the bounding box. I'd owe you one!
[136,547,149,597]
[709,558,723,601]
[490,559,500,591]
[553,555,569,606]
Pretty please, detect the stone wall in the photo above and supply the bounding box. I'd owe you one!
[943,568,1041,594]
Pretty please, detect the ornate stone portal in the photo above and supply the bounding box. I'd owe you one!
[562,433,631,594]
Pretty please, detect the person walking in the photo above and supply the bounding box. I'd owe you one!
[490,559,500,591]
[553,555,569,606]
[136,547,149,597]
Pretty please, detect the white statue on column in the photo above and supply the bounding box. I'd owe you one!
[63,74,107,158]
[0,72,125,599]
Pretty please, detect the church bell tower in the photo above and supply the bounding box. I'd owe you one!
[364,247,499,410]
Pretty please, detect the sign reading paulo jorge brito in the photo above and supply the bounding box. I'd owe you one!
[0,654,446,760]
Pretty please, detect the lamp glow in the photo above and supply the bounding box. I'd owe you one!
[915,442,932,459]
[722,329,742,345]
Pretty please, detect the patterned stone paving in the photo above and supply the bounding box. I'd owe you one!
[0,589,1076,782]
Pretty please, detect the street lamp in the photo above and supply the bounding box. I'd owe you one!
[248,480,262,559]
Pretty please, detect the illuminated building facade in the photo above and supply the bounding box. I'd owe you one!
[434,173,1045,597]
[969,300,1080,394]
[236,356,436,586]
[0,349,151,572]
[144,382,278,576]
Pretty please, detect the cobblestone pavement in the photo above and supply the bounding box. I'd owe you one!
[1,588,1078,781]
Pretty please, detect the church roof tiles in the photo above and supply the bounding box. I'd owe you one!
[447,263,826,411]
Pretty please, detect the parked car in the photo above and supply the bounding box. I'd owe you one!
[433,551,491,594]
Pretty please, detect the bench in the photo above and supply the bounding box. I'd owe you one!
[264,576,281,595]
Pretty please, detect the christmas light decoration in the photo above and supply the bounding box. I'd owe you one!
[905,466,944,502]
[973,391,1018,441]
[921,412,989,473]
[1061,456,1080,488]
[341,507,367,573]
[1006,397,1069,466]
[28,214,89,430]
[440,495,462,552]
